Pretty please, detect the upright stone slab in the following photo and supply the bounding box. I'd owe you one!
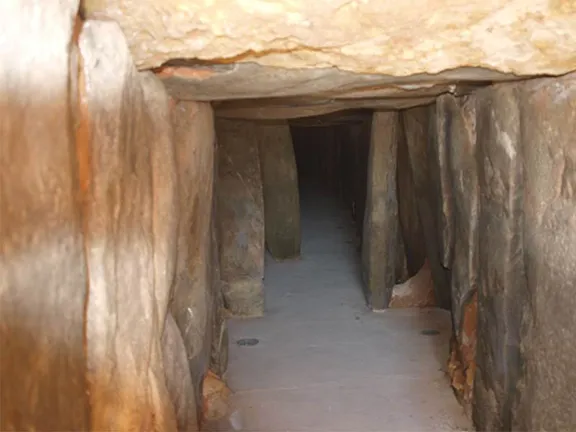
[401,106,451,309]
[162,312,198,431]
[209,197,229,378]
[350,118,371,237]
[512,73,576,431]
[397,114,426,276]
[362,111,399,310]
[170,100,217,426]
[430,96,455,269]
[443,94,479,407]
[0,1,89,429]
[80,21,177,431]
[473,83,526,432]
[257,121,301,260]
[216,119,265,316]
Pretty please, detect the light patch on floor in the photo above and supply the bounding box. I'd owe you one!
[207,191,470,431]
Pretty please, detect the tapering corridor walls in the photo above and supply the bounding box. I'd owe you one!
[3,1,576,431]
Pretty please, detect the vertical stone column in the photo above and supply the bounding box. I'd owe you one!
[397,115,426,276]
[80,21,177,431]
[170,100,217,429]
[442,94,479,408]
[430,96,455,268]
[473,83,526,432]
[216,119,265,317]
[0,1,90,430]
[361,111,399,310]
[512,73,576,431]
[351,118,371,237]
[257,121,301,260]
[402,106,451,309]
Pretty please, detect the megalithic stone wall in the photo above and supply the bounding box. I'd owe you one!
[1,6,227,430]
[216,119,265,317]
[79,21,179,431]
[0,1,90,430]
[511,74,576,431]
[170,100,218,429]
[361,111,399,310]
[257,121,301,260]
[401,106,452,309]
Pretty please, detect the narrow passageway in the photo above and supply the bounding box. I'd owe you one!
[217,186,470,431]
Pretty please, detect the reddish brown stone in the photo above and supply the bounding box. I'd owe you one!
[448,292,477,410]
[389,260,436,308]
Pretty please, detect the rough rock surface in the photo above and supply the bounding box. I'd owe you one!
[361,111,399,310]
[257,121,301,260]
[397,115,426,276]
[209,202,230,378]
[85,1,576,78]
[0,1,89,429]
[81,0,576,117]
[216,119,265,317]
[512,73,576,431]
[442,94,479,408]
[80,20,178,431]
[473,83,525,432]
[401,106,451,309]
[162,313,199,431]
[430,96,455,268]
[170,100,217,420]
[448,292,478,410]
[389,261,435,309]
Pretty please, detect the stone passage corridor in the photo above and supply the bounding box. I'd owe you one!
[214,189,470,431]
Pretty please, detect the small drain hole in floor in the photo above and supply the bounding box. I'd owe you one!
[237,338,259,346]
[420,329,440,336]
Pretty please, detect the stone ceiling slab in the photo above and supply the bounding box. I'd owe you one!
[85,0,576,77]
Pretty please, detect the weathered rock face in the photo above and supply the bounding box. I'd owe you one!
[421,73,576,431]
[85,0,576,100]
[389,261,435,309]
[401,106,451,309]
[162,313,198,431]
[170,100,217,426]
[361,111,399,310]
[396,115,426,276]
[472,83,525,432]
[512,73,576,431]
[441,94,478,408]
[1,7,227,429]
[216,119,265,317]
[0,1,89,429]
[79,21,178,430]
[257,121,301,260]
[430,96,455,269]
